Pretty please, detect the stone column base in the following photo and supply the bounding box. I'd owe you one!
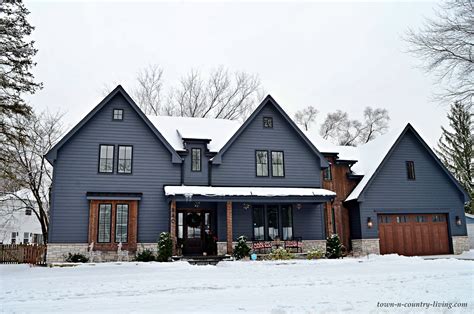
[452,236,469,255]
[301,240,326,252]
[352,239,380,256]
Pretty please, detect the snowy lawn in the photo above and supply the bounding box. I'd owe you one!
[1,254,473,313]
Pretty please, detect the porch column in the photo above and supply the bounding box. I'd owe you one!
[170,199,177,255]
[226,201,233,254]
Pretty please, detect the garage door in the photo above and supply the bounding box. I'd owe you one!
[378,214,450,256]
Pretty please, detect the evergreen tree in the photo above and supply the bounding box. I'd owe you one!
[326,234,343,259]
[1,0,42,139]
[233,235,251,260]
[157,232,172,262]
[436,102,473,213]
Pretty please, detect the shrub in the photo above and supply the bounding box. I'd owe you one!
[65,253,89,263]
[233,235,251,260]
[157,232,173,262]
[307,249,324,260]
[326,234,343,259]
[269,248,294,260]
[135,249,156,262]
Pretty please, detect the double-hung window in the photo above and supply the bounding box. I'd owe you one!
[267,205,279,240]
[281,205,293,240]
[256,150,269,176]
[406,161,416,180]
[271,151,284,177]
[118,145,133,174]
[191,148,201,172]
[98,204,112,243]
[99,145,114,173]
[115,204,129,243]
[252,205,265,240]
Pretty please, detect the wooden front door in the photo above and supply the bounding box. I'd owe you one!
[178,210,216,256]
[378,214,450,256]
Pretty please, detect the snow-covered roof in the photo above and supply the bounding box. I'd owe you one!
[146,115,241,152]
[305,132,360,162]
[164,185,336,197]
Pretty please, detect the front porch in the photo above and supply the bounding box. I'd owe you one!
[165,185,336,256]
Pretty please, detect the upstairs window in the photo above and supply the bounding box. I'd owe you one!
[256,150,269,176]
[99,145,114,173]
[25,208,32,216]
[323,164,332,180]
[118,146,133,174]
[406,161,416,180]
[263,117,273,128]
[191,148,201,172]
[271,151,285,177]
[113,109,123,120]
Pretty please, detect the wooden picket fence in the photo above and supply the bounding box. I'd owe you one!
[0,244,47,265]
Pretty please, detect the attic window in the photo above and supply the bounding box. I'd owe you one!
[113,109,123,120]
[263,117,273,128]
[406,161,416,180]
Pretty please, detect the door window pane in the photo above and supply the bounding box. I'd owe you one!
[252,205,265,240]
[186,213,201,239]
[115,204,129,243]
[178,212,184,239]
[98,204,112,242]
[281,205,293,240]
[267,205,279,240]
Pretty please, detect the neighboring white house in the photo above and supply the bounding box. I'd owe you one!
[0,190,43,245]
[466,213,474,249]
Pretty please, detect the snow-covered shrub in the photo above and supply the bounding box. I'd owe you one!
[65,253,89,263]
[157,232,172,262]
[135,249,156,262]
[306,249,324,260]
[269,248,294,260]
[326,234,343,259]
[233,235,251,260]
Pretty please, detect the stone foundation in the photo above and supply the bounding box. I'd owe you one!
[217,240,326,256]
[351,239,380,256]
[452,236,469,255]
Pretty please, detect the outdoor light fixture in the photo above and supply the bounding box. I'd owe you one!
[455,216,462,226]
[296,203,302,210]
[367,217,373,229]
[243,203,251,210]
[194,201,200,208]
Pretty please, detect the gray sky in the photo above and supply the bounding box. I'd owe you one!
[26,0,448,147]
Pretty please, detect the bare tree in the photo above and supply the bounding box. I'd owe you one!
[319,110,349,140]
[1,111,64,245]
[405,0,473,103]
[359,107,390,143]
[337,119,364,146]
[294,106,319,131]
[133,64,164,115]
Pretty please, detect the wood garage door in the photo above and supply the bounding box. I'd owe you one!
[378,214,450,256]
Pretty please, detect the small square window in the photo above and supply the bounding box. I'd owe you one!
[263,117,273,128]
[25,209,32,216]
[113,109,123,120]
[406,161,415,180]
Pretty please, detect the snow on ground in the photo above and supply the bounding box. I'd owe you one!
[1,255,473,313]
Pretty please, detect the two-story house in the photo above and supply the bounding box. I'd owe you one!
[44,86,469,262]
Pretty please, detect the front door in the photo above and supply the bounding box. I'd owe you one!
[178,210,216,256]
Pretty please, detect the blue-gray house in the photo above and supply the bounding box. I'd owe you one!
[44,86,469,262]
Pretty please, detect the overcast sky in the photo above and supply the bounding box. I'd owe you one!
[26,0,448,147]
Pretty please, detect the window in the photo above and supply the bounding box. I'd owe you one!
[267,205,279,240]
[432,215,445,222]
[263,117,273,128]
[11,232,17,244]
[323,164,332,180]
[252,205,265,240]
[99,145,114,173]
[33,234,43,244]
[396,215,408,223]
[23,232,29,244]
[177,212,184,239]
[331,207,336,234]
[191,148,201,172]
[115,204,129,243]
[271,151,285,177]
[118,145,133,174]
[256,150,269,177]
[25,208,32,216]
[378,215,390,224]
[415,215,427,223]
[406,161,416,180]
[281,205,293,240]
[113,109,123,120]
[98,204,112,243]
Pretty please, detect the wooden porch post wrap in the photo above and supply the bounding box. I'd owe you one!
[170,199,177,255]
[226,201,233,254]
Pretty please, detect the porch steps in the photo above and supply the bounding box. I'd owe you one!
[172,255,232,265]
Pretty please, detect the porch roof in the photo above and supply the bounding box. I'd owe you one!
[164,185,336,202]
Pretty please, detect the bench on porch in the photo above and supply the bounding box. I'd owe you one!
[251,237,303,254]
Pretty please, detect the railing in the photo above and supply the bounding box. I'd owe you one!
[0,244,47,265]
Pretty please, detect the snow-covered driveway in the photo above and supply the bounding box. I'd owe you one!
[1,255,473,313]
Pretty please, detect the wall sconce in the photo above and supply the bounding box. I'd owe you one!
[243,203,251,210]
[193,201,200,208]
[455,216,462,226]
[367,217,373,229]
[296,203,302,210]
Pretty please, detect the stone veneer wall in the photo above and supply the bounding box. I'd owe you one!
[217,240,326,256]
[351,239,380,256]
[452,236,469,255]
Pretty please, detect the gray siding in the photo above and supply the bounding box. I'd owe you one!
[49,93,181,243]
[182,141,209,186]
[212,103,322,187]
[356,130,467,239]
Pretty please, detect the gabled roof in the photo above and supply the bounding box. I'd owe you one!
[45,85,183,164]
[212,95,329,167]
[345,123,469,203]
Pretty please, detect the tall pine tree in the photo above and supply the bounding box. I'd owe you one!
[436,102,473,213]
